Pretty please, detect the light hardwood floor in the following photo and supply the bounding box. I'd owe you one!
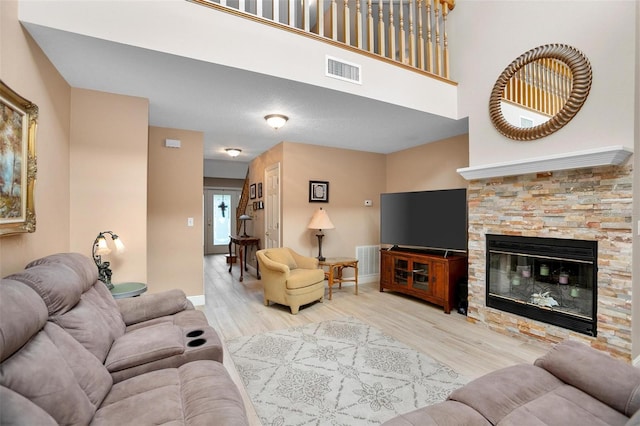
[201,254,551,425]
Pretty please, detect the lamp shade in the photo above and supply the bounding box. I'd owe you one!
[239,214,251,221]
[113,236,126,253]
[95,237,111,255]
[308,208,335,230]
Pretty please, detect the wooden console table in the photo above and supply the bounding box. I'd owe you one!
[228,235,261,282]
[319,257,358,300]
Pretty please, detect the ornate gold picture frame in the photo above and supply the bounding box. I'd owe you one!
[1,80,37,236]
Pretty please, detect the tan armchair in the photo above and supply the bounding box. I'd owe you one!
[256,248,325,314]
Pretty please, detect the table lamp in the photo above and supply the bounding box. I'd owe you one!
[307,208,334,261]
[239,214,252,237]
[92,231,125,289]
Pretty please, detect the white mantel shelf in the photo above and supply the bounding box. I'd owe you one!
[457,146,633,180]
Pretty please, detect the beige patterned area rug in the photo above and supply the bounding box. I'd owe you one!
[227,317,467,425]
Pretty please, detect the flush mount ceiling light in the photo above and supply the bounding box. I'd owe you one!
[264,114,288,130]
[225,148,241,157]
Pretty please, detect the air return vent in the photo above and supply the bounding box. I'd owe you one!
[326,56,362,84]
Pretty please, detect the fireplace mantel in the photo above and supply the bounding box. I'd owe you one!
[457,145,632,180]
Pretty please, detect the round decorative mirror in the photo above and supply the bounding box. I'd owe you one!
[489,44,592,141]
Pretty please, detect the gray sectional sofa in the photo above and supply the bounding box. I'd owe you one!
[383,340,640,426]
[0,253,248,425]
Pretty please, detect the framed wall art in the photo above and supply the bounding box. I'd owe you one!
[1,80,38,236]
[309,180,329,203]
[257,182,263,198]
[250,183,256,199]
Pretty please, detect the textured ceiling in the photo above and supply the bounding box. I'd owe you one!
[24,23,468,162]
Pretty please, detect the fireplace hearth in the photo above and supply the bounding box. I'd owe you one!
[486,234,597,336]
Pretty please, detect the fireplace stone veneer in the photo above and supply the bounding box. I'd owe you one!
[466,164,633,360]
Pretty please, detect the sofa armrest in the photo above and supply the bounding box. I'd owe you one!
[534,340,640,416]
[116,289,194,326]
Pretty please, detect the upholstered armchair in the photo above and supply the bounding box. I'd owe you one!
[256,248,325,314]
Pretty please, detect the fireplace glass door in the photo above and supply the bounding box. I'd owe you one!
[486,235,597,336]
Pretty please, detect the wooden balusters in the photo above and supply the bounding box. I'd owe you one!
[303,0,310,31]
[378,0,385,57]
[434,0,442,76]
[388,1,396,61]
[331,0,338,40]
[317,0,324,36]
[417,0,424,69]
[367,0,374,52]
[441,0,452,79]
[399,0,406,64]
[426,0,433,73]
[355,1,363,48]
[343,0,350,45]
[200,0,456,80]
[408,1,415,66]
[502,57,573,117]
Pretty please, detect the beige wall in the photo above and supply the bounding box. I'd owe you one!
[385,134,469,193]
[452,0,636,167]
[0,0,71,276]
[148,127,204,296]
[282,143,385,259]
[248,142,385,262]
[70,88,149,284]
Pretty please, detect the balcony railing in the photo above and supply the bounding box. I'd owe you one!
[190,0,456,81]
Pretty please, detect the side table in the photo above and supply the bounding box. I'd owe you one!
[110,282,147,299]
[318,257,359,300]
[228,235,261,282]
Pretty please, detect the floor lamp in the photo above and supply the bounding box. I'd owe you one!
[307,208,335,261]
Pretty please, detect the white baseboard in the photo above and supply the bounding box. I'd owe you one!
[188,294,205,307]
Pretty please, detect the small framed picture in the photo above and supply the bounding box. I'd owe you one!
[250,183,256,199]
[309,180,329,203]
[258,201,264,209]
[257,182,263,198]
[253,201,258,210]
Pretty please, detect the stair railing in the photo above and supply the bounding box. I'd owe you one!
[190,0,456,81]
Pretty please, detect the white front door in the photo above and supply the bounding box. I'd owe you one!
[264,163,281,248]
[204,188,241,254]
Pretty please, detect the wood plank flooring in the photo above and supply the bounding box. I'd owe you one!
[201,254,551,425]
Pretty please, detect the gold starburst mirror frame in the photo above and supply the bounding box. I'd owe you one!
[489,44,592,141]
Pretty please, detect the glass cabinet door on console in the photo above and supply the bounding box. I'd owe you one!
[393,258,410,287]
[412,261,430,292]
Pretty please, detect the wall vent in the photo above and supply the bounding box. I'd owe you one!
[326,56,362,84]
[356,245,380,277]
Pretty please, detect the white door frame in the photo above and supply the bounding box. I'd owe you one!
[264,163,281,248]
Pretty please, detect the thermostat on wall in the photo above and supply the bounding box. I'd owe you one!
[165,139,181,148]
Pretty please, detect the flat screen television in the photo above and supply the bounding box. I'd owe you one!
[380,188,467,253]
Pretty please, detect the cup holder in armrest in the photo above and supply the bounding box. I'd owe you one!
[187,338,207,347]
[186,329,204,338]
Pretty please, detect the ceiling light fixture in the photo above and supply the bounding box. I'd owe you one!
[264,114,288,130]
[225,148,241,157]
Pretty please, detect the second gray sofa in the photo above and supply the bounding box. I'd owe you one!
[383,340,640,426]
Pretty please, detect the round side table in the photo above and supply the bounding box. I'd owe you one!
[110,282,147,299]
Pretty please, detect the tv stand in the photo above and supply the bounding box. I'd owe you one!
[380,249,467,313]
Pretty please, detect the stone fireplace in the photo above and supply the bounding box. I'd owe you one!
[466,164,633,360]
